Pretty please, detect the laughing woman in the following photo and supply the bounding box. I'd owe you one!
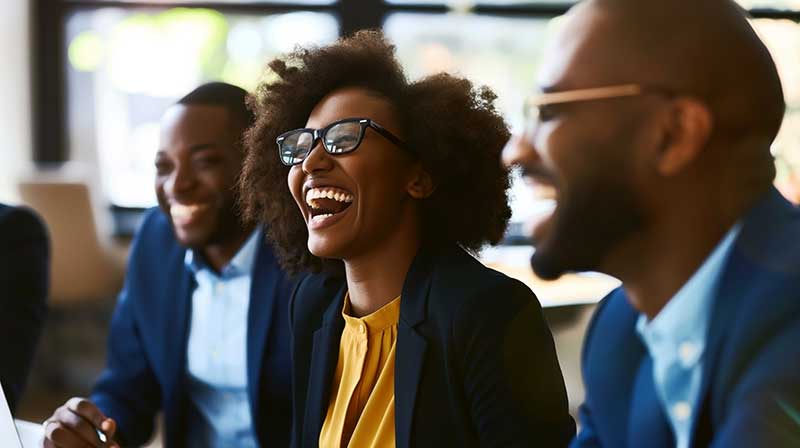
[239,31,575,448]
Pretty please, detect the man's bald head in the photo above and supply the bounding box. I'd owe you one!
[543,0,784,147]
[503,0,785,280]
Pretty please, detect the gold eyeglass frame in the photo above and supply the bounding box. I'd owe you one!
[523,83,673,120]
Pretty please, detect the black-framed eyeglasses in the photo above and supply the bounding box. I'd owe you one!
[276,117,408,166]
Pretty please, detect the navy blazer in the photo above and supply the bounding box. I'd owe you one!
[91,208,295,447]
[0,204,48,412]
[291,244,576,447]
[573,188,800,448]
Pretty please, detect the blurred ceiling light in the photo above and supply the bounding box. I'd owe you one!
[68,31,104,72]
[107,9,228,97]
[262,12,338,53]
[446,0,476,13]
[420,42,456,73]
[227,22,263,62]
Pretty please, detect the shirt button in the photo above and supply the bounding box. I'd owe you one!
[672,402,692,421]
[215,283,225,296]
[359,325,366,334]
[679,342,698,366]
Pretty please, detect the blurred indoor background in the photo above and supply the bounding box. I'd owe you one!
[2,0,800,446]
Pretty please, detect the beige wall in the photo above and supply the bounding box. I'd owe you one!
[0,0,32,203]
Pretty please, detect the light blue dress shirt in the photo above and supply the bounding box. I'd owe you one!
[184,229,260,448]
[636,224,741,448]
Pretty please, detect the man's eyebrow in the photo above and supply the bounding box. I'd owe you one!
[188,143,218,153]
[155,143,219,156]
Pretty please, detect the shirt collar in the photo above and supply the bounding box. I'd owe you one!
[184,227,262,278]
[636,223,741,366]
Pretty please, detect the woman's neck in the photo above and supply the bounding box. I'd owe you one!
[343,220,421,318]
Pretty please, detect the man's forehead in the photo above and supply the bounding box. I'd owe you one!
[536,3,622,91]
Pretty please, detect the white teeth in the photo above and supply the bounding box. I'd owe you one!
[305,187,354,208]
[171,204,205,219]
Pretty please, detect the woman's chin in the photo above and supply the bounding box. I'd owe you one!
[307,236,344,260]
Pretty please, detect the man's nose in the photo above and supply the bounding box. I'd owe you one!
[165,164,196,197]
[502,130,541,169]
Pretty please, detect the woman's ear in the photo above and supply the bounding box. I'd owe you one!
[407,164,435,199]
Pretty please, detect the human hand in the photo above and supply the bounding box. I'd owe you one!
[42,397,118,448]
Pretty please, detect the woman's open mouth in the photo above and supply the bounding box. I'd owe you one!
[305,186,354,230]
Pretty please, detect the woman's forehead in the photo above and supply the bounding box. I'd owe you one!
[306,87,397,128]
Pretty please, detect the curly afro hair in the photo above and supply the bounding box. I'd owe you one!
[239,30,511,274]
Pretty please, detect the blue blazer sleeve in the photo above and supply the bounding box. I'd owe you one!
[0,206,49,412]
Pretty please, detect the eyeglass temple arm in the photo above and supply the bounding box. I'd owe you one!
[366,120,407,149]
[527,84,645,107]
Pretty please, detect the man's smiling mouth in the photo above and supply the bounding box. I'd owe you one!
[170,203,211,224]
[305,187,354,223]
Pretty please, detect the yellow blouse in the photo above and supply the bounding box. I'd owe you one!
[319,294,401,448]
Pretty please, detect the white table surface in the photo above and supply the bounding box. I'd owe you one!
[14,420,43,448]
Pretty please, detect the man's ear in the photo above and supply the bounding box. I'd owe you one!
[656,97,713,176]
[407,164,435,199]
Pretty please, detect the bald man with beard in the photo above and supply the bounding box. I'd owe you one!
[503,0,800,447]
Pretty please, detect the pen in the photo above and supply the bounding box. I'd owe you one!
[96,427,108,444]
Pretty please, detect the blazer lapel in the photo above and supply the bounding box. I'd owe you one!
[690,244,749,447]
[302,289,346,447]
[628,355,675,448]
[161,253,194,440]
[395,323,428,448]
[246,236,281,428]
[395,246,435,448]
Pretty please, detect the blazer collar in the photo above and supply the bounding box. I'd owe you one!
[396,244,439,446]
[399,243,439,327]
[162,246,194,436]
[304,285,347,446]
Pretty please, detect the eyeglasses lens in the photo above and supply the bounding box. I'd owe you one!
[324,121,362,154]
[281,131,313,165]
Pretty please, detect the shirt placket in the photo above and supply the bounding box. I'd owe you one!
[211,276,226,382]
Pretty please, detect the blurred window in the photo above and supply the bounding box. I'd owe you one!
[384,0,574,4]
[753,18,800,202]
[66,0,336,3]
[49,0,800,213]
[385,13,557,229]
[66,8,338,207]
[737,0,800,10]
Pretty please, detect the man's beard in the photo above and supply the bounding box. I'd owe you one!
[530,175,645,280]
[202,193,248,248]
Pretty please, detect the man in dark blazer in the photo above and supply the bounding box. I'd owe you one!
[43,83,295,447]
[503,0,800,446]
[0,204,49,412]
